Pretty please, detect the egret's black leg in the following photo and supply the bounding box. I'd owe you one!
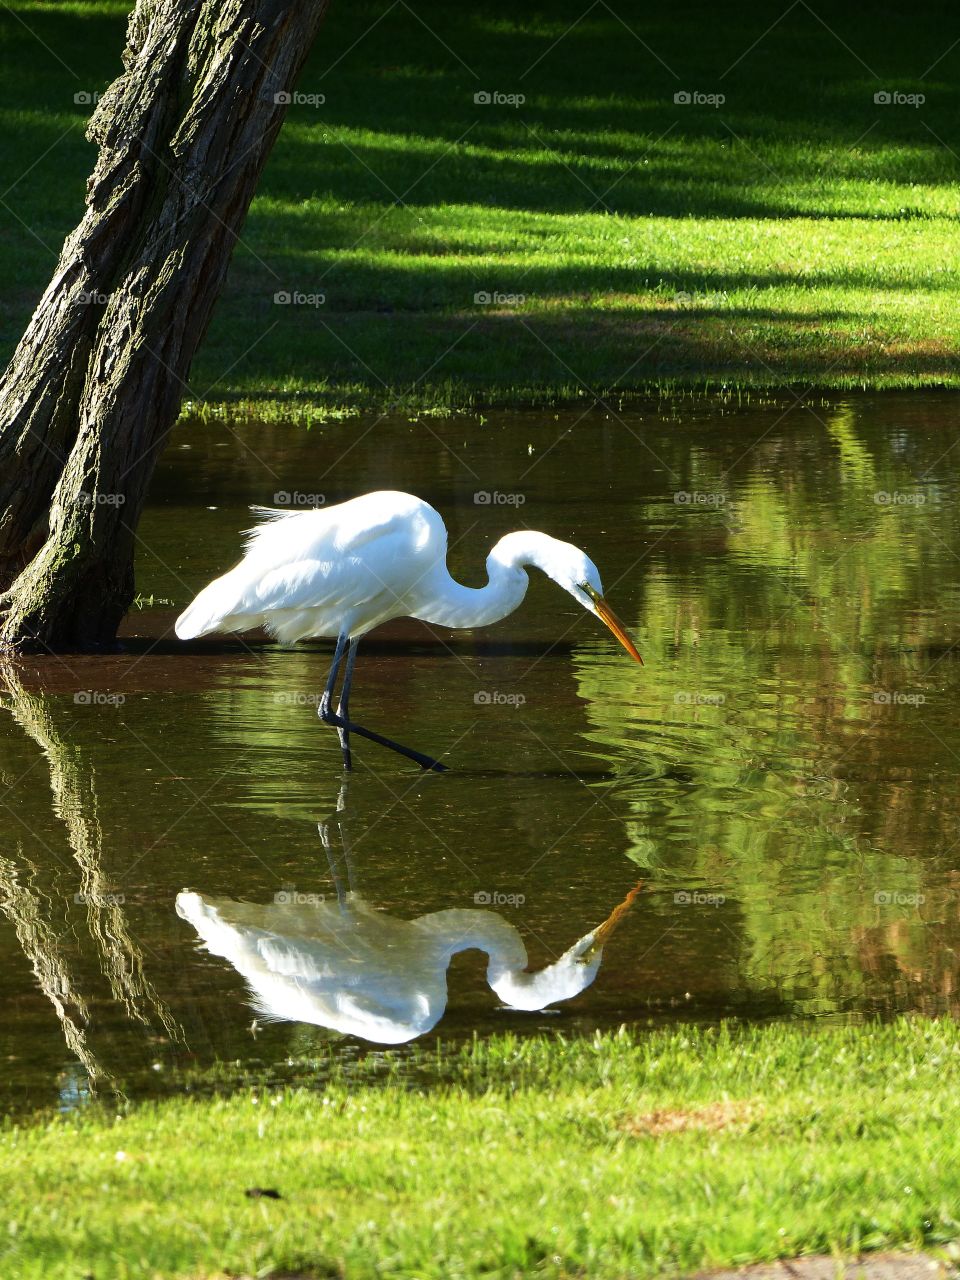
[317,821,349,909]
[338,817,357,888]
[319,632,349,724]
[334,638,359,770]
[319,633,354,770]
[317,634,447,772]
[317,786,358,911]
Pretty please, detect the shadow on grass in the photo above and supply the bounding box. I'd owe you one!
[1,0,958,397]
[193,305,960,404]
[231,248,960,304]
[2,0,959,228]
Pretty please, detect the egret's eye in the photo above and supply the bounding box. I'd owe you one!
[579,582,600,603]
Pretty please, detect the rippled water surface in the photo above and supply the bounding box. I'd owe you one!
[3,392,959,1113]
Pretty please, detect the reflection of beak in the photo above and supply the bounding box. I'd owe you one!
[586,588,643,664]
[582,881,644,959]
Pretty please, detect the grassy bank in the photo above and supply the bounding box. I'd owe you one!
[1,1,958,415]
[3,1018,959,1279]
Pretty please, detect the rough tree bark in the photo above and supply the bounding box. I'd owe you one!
[0,0,331,650]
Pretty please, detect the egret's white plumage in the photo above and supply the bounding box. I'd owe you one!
[176,493,437,645]
[175,490,641,769]
[176,883,641,1044]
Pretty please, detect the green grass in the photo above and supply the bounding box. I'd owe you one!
[1,1,959,414]
[3,1018,960,1278]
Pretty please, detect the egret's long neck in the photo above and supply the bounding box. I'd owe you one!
[413,531,553,629]
[414,909,602,1012]
[414,909,529,971]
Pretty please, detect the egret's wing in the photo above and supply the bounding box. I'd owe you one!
[242,556,378,615]
[176,493,441,639]
[177,896,340,985]
[242,494,438,563]
[244,529,416,618]
[254,933,341,982]
[177,892,444,1042]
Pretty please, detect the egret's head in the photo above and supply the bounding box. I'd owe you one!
[488,939,605,1011]
[545,540,643,665]
[488,881,644,1012]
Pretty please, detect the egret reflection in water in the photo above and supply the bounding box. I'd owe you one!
[177,822,641,1044]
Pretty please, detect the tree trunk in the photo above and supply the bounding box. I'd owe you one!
[0,0,331,651]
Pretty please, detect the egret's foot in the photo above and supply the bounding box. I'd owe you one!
[320,704,447,772]
[410,750,448,773]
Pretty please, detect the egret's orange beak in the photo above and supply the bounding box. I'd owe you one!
[591,591,643,665]
[584,881,645,958]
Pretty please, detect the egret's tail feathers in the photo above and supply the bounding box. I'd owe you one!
[243,505,302,548]
[246,504,297,526]
[176,892,245,963]
[248,505,297,518]
[175,570,253,639]
[175,890,211,929]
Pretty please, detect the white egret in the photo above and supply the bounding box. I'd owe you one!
[175,882,642,1045]
[175,490,641,771]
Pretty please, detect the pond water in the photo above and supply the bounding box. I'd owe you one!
[2,391,959,1114]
